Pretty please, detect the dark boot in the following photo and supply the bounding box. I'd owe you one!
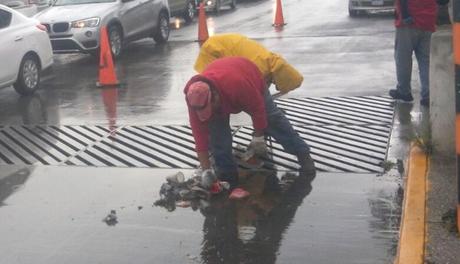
[298,153,316,175]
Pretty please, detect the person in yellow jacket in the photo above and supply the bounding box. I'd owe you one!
[194,33,304,94]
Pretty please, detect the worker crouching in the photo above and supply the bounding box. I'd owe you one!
[184,57,315,199]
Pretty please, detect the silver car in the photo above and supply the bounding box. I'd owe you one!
[34,0,170,57]
[205,0,236,14]
[168,0,197,23]
[348,0,394,16]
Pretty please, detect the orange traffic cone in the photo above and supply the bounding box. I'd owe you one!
[97,26,119,87]
[197,2,209,44]
[273,0,286,28]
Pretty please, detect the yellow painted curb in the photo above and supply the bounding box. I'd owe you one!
[394,144,429,264]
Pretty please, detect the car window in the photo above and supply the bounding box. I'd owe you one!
[0,9,12,29]
[52,0,115,6]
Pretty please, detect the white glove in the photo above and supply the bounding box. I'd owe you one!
[249,135,267,155]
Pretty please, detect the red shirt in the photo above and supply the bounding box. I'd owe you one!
[395,0,438,32]
[184,57,267,152]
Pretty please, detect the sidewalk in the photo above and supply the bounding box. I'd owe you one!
[394,24,460,264]
[425,156,460,263]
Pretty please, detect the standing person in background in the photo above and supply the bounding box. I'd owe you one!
[185,57,315,199]
[389,0,448,107]
[194,33,304,95]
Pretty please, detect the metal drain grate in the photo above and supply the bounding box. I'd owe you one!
[0,96,394,172]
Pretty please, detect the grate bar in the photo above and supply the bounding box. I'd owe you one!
[0,96,395,173]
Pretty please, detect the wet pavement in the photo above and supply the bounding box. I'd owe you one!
[0,166,401,264]
[0,0,409,262]
[0,0,397,126]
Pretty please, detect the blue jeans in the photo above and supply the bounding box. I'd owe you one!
[394,27,432,100]
[208,89,311,178]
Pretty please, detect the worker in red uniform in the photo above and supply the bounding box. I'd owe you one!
[184,57,314,198]
[389,0,448,107]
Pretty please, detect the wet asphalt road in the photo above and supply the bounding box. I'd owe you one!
[0,0,397,126]
[0,0,406,263]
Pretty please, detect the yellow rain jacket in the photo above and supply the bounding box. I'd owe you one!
[194,33,304,94]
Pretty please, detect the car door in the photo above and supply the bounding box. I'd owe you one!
[168,0,182,15]
[137,0,156,33]
[0,9,25,86]
[118,0,145,39]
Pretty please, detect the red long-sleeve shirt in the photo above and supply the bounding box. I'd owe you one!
[395,0,438,32]
[184,57,267,152]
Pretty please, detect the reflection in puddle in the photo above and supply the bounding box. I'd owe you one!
[154,169,315,263]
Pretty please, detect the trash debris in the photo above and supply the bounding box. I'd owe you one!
[153,170,230,212]
[102,210,118,226]
[176,201,192,208]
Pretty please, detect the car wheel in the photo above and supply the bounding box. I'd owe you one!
[108,25,123,58]
[183,0,195,23]
[230,0,236,9]
[153,11,170,44]
[13,54,40,96]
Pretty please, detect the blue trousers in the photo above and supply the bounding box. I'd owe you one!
[394,27,432,100]
[208,89,311,178]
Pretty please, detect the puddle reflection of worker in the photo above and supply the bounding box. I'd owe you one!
[184,57,315,198]
[200,171,315,264]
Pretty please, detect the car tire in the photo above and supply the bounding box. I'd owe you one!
[153,11,170,44]
[13,54,40,96]
[108,25,123,58]
[230,0,236,10]
[182,0,195,23]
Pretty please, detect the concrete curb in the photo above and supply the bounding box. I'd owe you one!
[394,144,429,264]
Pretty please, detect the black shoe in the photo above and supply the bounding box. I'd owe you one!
[420,97,429,107]
[389,89,414,102]
[298,153,316,174]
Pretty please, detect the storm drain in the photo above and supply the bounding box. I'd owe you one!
[0,95,394,173]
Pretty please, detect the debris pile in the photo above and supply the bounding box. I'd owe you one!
[102,209,118,226]
[153,171,230,212]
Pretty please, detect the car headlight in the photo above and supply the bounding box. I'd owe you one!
[71,17,100,28]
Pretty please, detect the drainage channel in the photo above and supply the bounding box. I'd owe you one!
[0,95,394,173]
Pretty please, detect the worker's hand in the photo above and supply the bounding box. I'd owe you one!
[249,135,267,156]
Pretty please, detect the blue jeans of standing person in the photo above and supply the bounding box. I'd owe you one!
[208,89,311,183]
[394,27,432,100]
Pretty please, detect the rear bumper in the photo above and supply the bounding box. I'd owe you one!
[349,0,394,10]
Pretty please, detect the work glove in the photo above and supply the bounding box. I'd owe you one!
[249,135,267,156]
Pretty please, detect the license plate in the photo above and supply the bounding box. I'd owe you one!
[371,0,384,5]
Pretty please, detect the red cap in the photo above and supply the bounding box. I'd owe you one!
[186,81,212,122]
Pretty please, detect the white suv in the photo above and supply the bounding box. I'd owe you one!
[34,0,170,58]
[0,5,53,95]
